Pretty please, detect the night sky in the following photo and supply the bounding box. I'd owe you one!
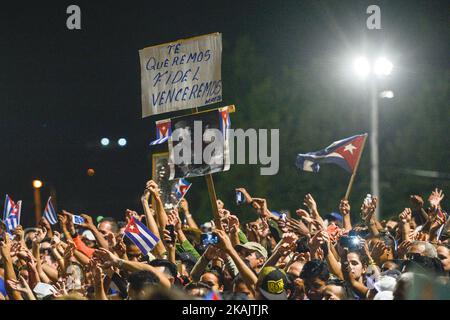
[0,1,448,226]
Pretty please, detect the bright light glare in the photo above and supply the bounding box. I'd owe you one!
[118,138,127,147]
[374,57,393,76]
[380,90,394,99]
[100,138,110,146]
[353,57,370,78]
[33,180,43,189]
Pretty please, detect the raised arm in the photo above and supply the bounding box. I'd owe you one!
[179,198,199,229]
[140,187,166,258]
[147,180,168,230]
[215,229,258,294]
[339,199,352,232]
[94,248,171,289]
[0,233,23,300]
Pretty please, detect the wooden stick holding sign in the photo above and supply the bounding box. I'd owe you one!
[344,134,368,200]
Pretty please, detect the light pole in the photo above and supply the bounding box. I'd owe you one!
[32,179,43,225]
[353,56,393,218]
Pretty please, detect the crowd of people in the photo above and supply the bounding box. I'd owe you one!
[0,181,448,300]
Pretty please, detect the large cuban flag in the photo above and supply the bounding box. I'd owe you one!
[3,195,22,233]
[296,134,367,174]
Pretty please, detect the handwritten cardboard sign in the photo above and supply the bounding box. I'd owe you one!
[139,33,222,117]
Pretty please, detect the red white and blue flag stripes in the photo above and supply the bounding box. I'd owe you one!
[43,197,58,225]
[296,134,367,174]
[124,217,160,255]
[173,178,192,202]
[150,119,172,145]
[3,195,22,233]
[219,107,231,138]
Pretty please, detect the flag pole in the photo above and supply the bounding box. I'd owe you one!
[344,134,368,200]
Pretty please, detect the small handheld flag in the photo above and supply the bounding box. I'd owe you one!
[150,119,172,145]
[219,107,231,137]
[43,197,58,225]
[3,195,22,233]
[173,178,192,204]
[124,217,160,255]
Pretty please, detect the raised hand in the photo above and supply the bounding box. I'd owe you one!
[7,276,35,299]
[235,188,253,203]
[410,195,424,209]
[303,194,318,213]
[80,214,96,230]
[125,209,140,223]
[227,215,240,234]
[93,248,119,268]
[285,217,309,237]
[399,208,412,225]
[428,188,444,209]
[146,180,161,198]
[369,241,386,262]
[214,229,234,253]
[361,196,378,223]
[141,188,151,204]
[179,198,189,213]
[339,200,351,216]
[397,240,412,259]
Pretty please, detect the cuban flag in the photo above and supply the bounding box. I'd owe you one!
[219,107,231,138]
[173,178,192,202]
[3,195,22,233]
[43,197,58,225]
[124,217,160,255]
[296,134,367,174]
[150,119,172,145]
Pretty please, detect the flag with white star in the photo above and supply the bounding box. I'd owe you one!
[150,119,172,145]
[124,217,160,255]
[296,134,367,174]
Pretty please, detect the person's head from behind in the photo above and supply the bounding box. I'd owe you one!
[184,281,212,298]
[127,270,160,300]
[322,279,350,300]
[232,275,254,299]
[381,260,401,272]
[200,269,224,292]
[97,217,118,236]
[149,259,178,285]
[407,241,437,259]
[299,259,329,300]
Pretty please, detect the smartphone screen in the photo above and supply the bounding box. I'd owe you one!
[72,215,85,225]
[236,191,246,205]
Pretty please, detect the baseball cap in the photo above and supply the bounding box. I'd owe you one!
[235,242,268,260]
[256,266,289,300]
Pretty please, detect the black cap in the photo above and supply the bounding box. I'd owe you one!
[257,267,289,300]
